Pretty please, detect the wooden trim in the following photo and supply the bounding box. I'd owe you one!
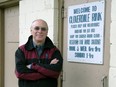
[58,0,64,87]
[58,0,64,54]
[0,0,19,8]
[0,9,4,87]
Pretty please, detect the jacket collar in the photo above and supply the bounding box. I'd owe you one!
[25,35,55,50]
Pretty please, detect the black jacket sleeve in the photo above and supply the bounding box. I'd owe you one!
[31,49,63,78]
[39,50,63,72]
[15,48,46,80]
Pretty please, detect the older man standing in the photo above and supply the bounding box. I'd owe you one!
[15,19,63,87]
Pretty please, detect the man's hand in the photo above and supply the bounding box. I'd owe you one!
[50,58,59,64]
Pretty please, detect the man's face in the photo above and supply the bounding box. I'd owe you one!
[31,20,48,44]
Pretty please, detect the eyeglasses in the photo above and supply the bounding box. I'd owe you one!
[34,26,47,31]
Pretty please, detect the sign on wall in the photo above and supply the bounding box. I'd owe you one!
[67,0,105,64]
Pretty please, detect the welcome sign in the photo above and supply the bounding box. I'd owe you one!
[67,0,105,64]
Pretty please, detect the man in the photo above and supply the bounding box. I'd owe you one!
[15,19,63,87]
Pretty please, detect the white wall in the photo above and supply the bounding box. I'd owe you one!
[19,0,58,46]
[109,0,116,87]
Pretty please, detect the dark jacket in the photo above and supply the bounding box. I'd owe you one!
[15,35,63,87]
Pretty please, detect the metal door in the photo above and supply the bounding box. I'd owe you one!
[62,0,110,87]
[4,6,19,87]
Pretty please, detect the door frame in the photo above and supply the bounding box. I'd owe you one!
[0,1,19,87]
[57,0,64,87]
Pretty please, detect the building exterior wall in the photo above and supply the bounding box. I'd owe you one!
[0,0,116,87]
[109,0,116,87]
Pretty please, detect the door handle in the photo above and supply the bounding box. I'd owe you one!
[101,75,108,87]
